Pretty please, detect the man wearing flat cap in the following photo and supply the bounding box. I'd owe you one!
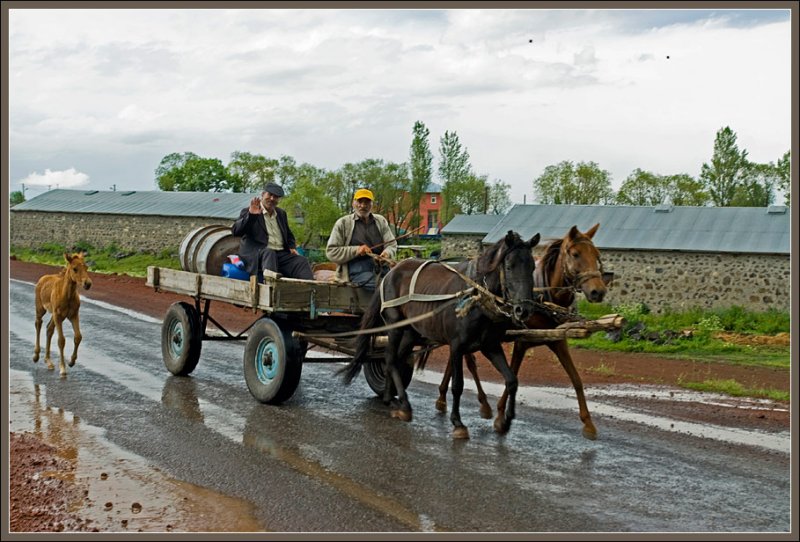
[232,183,313,281]
[326,187,397,290]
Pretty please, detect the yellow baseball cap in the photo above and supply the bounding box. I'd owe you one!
[353,188,374,201]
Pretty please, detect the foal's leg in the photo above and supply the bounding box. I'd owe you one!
[548,340,597,440]
[33,307,46,362]
[465,353,493,419]
[68,313,82,367]
[55,318,68,376]
[497,339,530,419]
[44,318,56,371]
[481,343,518,435]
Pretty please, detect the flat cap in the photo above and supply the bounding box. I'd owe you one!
[263,183,285,197]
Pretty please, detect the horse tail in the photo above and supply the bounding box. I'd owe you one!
[337,288,383,385]
[414,349,432,372]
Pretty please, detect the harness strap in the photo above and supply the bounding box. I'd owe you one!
[380,260,473,310]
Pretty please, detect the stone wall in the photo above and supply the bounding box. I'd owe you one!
[441,234,485,259]
[442,234,790,312]
[10,211,231,254]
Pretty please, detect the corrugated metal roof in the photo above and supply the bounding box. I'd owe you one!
[425,182,442,193]
[11,189,254,219]
[482,204,790,254]
[440,213,503,234]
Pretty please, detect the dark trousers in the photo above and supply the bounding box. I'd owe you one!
[259,248,313,280]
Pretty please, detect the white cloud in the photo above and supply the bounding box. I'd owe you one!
[18,168,90,189]
[7,8,792,203]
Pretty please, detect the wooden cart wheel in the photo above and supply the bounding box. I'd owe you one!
[161,302,202,376]
[244,318,305,404]
[363,357,413,399]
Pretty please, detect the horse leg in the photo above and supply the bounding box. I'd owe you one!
[44,318,56,371]
[388,331,417,422]
[482,343,518,435]
[55,318,68,376]
[496,340,528,419]
[33,308,45,362]
[435,360,452,413]
[68,313,81,367]
[465,353,492,419]
[449,348,469,439]
[548,340,597,440]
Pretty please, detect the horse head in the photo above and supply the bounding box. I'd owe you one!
[480,230,540,324]
[560,224,605,303]
[65,252,92,290]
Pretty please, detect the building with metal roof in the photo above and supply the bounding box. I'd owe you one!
[11,189,253,219]
[483,204,789,255]
[441,204,791,313]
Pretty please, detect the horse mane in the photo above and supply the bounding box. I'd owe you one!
[538,238,563,280]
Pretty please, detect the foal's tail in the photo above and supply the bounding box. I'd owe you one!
[337,288,383,385]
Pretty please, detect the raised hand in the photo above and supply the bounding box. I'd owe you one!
[248,197,261,214]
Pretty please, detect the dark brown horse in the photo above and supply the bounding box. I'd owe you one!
[33,252,93,376]
[435,224,608,440]
[339,230,540,439]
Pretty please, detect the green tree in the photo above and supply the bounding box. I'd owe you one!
[227,151,279,193]
[487,179,512,214]
[730,162,776,207]
[283,177,341,248]
[408,121,433,233]
[665,174,709,206]
[616,169,670,206]
[700,126,749,206]
[775,150,790,206]
[448,173,487,215]
[533,160,613,204]
[156,152,232,192]
[438,130,472,222]
[10,191,25,206]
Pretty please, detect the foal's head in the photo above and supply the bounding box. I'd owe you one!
[479,230,540,323]
[560,224,605,303]
[65,252,92,290]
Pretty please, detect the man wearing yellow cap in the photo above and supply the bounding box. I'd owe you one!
[326,188,397,290]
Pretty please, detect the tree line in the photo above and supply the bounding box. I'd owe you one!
[534,127,790,208]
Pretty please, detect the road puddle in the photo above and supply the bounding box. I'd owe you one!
[9,369,265,532]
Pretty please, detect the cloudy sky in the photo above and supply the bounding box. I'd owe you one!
[8,6,792,204]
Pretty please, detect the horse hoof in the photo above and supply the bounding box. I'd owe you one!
[493,417,511,435]
[46,363,55,371]
[33,355,39,363]
[452,426,470,440]
[582,425,598,441]
[435,399,447,412]
[479,404,493,419]
[68,359,76,367]
[391,409,412,422]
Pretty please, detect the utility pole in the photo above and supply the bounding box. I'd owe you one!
[484,185,489,214]
[21,183,26,198]
[110,184,116,192]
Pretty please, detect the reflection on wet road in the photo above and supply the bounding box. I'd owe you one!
[7,279,792,533]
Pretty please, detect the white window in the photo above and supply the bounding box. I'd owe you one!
[430,195,437,204]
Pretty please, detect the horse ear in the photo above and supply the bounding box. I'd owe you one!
[505,230,516,247]
[568,225,579,239]
[64,252,71,263]
[585,223,600,239]
[528,233,540,248]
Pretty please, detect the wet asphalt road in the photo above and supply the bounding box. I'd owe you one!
[7,279,791,533]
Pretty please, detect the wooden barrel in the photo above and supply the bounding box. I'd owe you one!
[179,225,241,276]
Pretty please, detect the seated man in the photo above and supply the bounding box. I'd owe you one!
[232,183,313,282]
[326,188,397,291]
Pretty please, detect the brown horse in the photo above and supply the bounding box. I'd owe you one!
[339,231,540,439]
[33,252,93,376]
[435,224,608,440]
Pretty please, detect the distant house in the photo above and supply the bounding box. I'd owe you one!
[395,183,443,237]
[442,204,790,313]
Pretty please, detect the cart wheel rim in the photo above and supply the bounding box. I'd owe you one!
[255,338,280,383]
[168,320,185,358]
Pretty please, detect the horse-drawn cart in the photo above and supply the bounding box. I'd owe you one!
[146,266,413,405]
